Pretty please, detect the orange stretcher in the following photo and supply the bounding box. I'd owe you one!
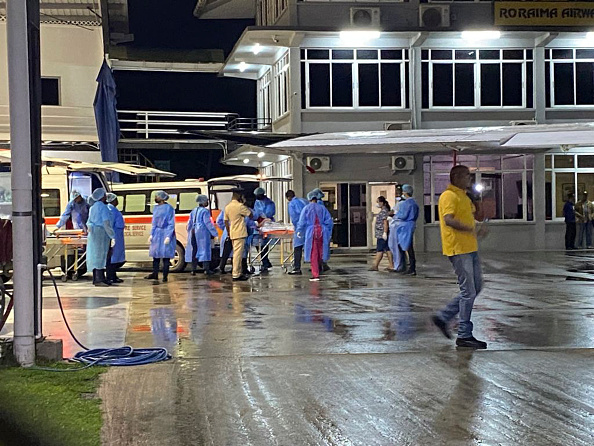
[250,223,295,273]
[45,229,87,282]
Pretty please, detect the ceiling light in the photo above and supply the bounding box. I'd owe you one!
[586,32,594,40]
[239,62,247,72]
[253,43,262,55]
[339,30,381,45]
[257,152,265,158]
[243,158,250,164]
[461,31,501,41]
[474,184,484,193]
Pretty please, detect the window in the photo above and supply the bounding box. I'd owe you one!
[179,192,198,212]
[422,49,533,109]
[546,49,594,106]
[301,48,409,109]
[424,154,534,223]
[124,194,147,214]
[41,77,60,106]
[116,196,124,211]
[545,154,594,220]
[41,189,61,217]
[150,191,177,213]
[272,52,290,120]
[258,70,272,128]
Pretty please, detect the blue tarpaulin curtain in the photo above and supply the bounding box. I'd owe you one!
[93,60,120,181]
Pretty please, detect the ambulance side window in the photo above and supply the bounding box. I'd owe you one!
[124,194,147,214]
[41,189,61,217]
[179,192,198,212]
[116,196,125,211]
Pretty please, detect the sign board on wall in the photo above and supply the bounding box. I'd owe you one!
[495,2,594,26]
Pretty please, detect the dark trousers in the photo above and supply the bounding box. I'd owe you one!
[565,222,577,249]
[107,261,125,280]
[293,245,303,272]
[398,244,416,273]
[219,238,233,270]
[152,258,170,278]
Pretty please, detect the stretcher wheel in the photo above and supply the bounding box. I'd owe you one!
[70,273,79,282]
[61,274,68,283]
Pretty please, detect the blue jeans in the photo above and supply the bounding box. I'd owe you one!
[439,252,482,339]
[577,222,592,248]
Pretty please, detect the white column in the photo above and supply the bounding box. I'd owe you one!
[533,153,546,249]
[7,0,36,366]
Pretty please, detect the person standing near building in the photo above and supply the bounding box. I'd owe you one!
[145,191,176,283]
[563,193,577,250]
[106,193,126,283]
[396,184,419,276]
[224,189,253,281]
[388,185,405,272]
[86,188,115,287]
[286,190,308,275]
[369,196,393,271]
[432,165,488,349]
[574,192,593,249]
[186,194,219,275]
[296,190,334,282]
[55,190,89,232]
[253,187,276,271]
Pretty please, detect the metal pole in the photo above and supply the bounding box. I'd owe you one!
[7,0,36,366]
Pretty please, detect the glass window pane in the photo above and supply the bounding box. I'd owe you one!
[421,49,429,60]
[576,62,594,105]
[527,172,534,221]
[578,155,594,168]
[503,172,524,219]
[455,64,475,106]
[553,63,575,105]
[149,192,177,214]
[555,172,575,218]
[481,173,502,220]
[545,62,551,108]
[301,62,306,108]
[503,50,524,60]
[381,63,401,107]
[381,50,402,60]
[41,189,61,217]
[545,155,552,169]
[431,50,452,60]
[545,49,551,60]
[555,155,575,168]
[300,49,306,60]
[405,61,410,108]
[479,50,500,60]
[422,62,429,109]
[307,49,329,60]
[433,64,453,106]
[577,173,594,198]
[357,50,378,60]
[332,63,353,106]
[116,196,124,211]
[576,49,594,59]
[179,193,197,211]
[455,50,476,60]
[125,194,146,213]
[527,62,534,108]
[358,64,380,106]
[546,171,552,220]
[552,49,573,59]
[41,78,60,106]
[503,63,523,106]
[526,154,534,170]
[526,49,533,60]
[480,64,501,106]
[309,64,331,106]
[502,154,524,170]
[434,173,451,222]
[332,50,353,60]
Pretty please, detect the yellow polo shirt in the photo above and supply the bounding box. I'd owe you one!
[438,184,478,256]
[224,199,251,240]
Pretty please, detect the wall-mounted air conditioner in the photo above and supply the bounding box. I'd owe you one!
[350,7,381,28]
[392,156,415,172]
[510,120,538,126]
[384,121,412,131]
[306,156,331,172]
[419,5,450,28]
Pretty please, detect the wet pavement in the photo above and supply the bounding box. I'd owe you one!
[2,251,594,445]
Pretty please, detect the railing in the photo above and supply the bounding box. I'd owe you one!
[117,110,240,140]
[228,117,272,132]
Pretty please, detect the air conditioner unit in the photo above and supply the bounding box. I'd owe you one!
[392,156,415,172]
[419,5,450,28]
[307,156,331,172]
[350,7,381,28]
[384,121,412,131]
[510,120,538,126]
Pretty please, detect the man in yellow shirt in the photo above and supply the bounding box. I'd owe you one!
[432,165,487,349]
[224,189,253,281]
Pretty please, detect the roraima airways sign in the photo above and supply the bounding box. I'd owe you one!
[495,2,594,26]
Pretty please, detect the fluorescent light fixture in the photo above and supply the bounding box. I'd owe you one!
[461,31,501,41]
[253,43,262,55]
[586,32,594,40]
[257,151,265,158]
[339,30,381,45]
[474,184,484,193]
[243,158,250,164]
[239,62,247,72]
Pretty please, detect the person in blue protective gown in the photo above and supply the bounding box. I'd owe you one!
[253,187,276,271]
[86,188,115,286]
[311,188,332,273]
[106,193,126,283]
[285,190,308,275]
[396,184,420,276]
[296,190,334,282]
[185,194,219,275]
[388,185,405,272]
[145,191,176,283]
[55,190,89,232]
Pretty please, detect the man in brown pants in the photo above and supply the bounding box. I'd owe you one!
[224,189,253,281]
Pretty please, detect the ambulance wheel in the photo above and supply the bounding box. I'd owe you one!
[170,243,187,273]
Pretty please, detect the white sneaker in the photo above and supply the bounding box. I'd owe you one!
[309,277,320,282]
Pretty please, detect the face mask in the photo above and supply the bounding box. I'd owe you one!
[376,204,382,209]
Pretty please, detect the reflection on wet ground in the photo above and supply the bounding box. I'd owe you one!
[4,251,594,444]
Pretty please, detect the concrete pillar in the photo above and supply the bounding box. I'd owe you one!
[533,153,546,249]
[413,154,425,252]
[534,47,546,124]
[288,47,302,134]
[410,47,423,129]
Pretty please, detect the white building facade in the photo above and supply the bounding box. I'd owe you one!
[219,2,594,252]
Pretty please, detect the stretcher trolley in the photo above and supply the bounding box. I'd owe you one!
[45,229,87,282]
[249,222,295,273]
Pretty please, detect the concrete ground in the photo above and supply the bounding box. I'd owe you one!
[2,251,594,445]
